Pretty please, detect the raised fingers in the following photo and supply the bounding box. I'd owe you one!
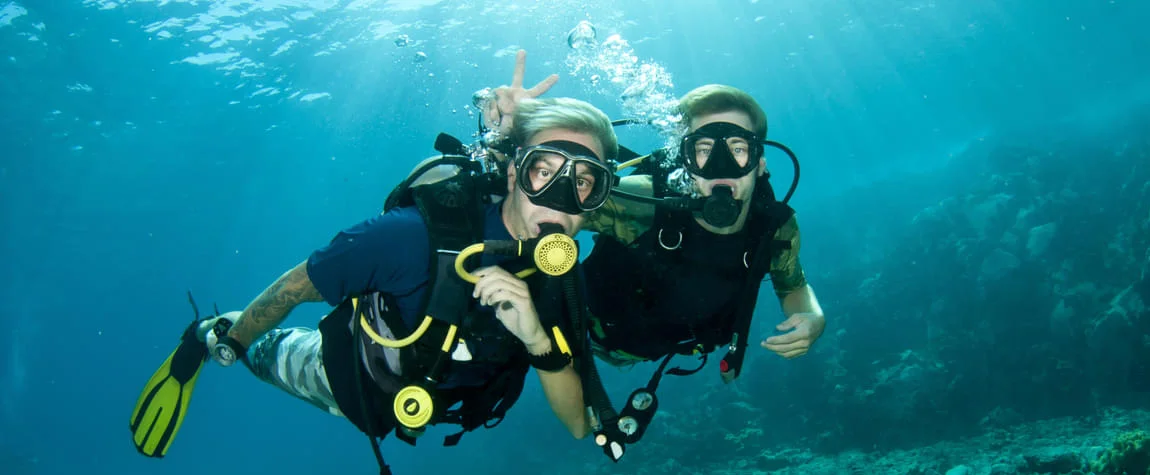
[527,74,559,98]
[511,49,526,89]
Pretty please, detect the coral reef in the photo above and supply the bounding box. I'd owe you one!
[1090,429,1150,475]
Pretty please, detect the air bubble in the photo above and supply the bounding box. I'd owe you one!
[567,21,597,49]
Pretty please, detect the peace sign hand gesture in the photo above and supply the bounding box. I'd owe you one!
[482,49,559,134]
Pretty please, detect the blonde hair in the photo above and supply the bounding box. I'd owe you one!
[678,84,768,138]
[509,97,619,162]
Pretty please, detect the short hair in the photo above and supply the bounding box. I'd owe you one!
[509,97,619,163]
[678,84,768,138]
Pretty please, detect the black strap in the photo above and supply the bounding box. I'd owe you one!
[642,353,678,393]
[528,348,572,371]
[388,172,488,382]
[439,354,528,446]
[718,246,768,380]
[351,314,393,475]
[719,200,794,381]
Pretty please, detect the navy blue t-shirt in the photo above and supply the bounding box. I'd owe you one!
[306,202,517,387]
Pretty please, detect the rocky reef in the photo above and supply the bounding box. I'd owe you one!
[1090,428,1149,475]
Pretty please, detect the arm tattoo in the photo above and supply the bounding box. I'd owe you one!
[770,217,807,297]
[230,262,323,345]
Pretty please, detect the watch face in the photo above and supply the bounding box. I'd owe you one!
[214,344,237,366]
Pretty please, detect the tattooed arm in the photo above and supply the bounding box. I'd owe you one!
[226,260,324,348]
[762,216,827,359]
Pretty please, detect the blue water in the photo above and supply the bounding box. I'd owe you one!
[1,1,1148,474]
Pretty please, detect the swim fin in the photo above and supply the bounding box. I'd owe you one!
[129,317,208,457]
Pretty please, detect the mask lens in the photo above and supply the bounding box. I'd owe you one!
[688,137,715,169]
[687,137,754,169]
[724,137,753,167]
[573,160,612,210]
[521,149,568,194]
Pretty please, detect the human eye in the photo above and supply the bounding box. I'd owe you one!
[532,165,553,177]
[694,139,715,155]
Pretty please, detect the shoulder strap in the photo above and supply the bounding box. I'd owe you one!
[404,174,487,376]
[411,169,486,250]
[354,170,490,397]
[719,180,795,382]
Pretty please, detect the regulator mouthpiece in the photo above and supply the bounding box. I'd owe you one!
[701,185,741,228]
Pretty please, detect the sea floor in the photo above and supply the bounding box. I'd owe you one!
[703,407,1150,475]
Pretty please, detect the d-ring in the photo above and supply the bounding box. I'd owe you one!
[658,229,682,250]
[743,251,750,269]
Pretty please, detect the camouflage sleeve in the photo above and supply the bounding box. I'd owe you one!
[582,175,656,245]
[769,213,808,297]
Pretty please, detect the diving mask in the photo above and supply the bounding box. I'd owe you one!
[515,140,617,215]
[679,122,763,180]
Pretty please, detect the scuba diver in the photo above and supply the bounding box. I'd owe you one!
[128,97,620,475]
[579,84,827,458]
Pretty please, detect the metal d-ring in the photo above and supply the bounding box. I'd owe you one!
[658,229,682,250]
[743,251,750,269]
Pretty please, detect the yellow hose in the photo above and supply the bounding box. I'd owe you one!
[360,314,434,348]
[455,242,537,283]
[359,238,551,350]
[617,154,649,171]
[455,243,486,283]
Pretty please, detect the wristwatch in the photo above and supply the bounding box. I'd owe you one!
[528,347,571,372]
[207,317,247,367]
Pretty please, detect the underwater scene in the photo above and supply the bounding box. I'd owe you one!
[1,1,1148,474]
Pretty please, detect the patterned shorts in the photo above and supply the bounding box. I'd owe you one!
[247,326,344,417]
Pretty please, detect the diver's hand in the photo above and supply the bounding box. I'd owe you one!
[761,312,826,359]
[472,266,551,354]
[483,49,559,134]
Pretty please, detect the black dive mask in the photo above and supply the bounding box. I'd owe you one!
[680,122,763,180]
[609,130,802,227]
[515,140,617,215]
